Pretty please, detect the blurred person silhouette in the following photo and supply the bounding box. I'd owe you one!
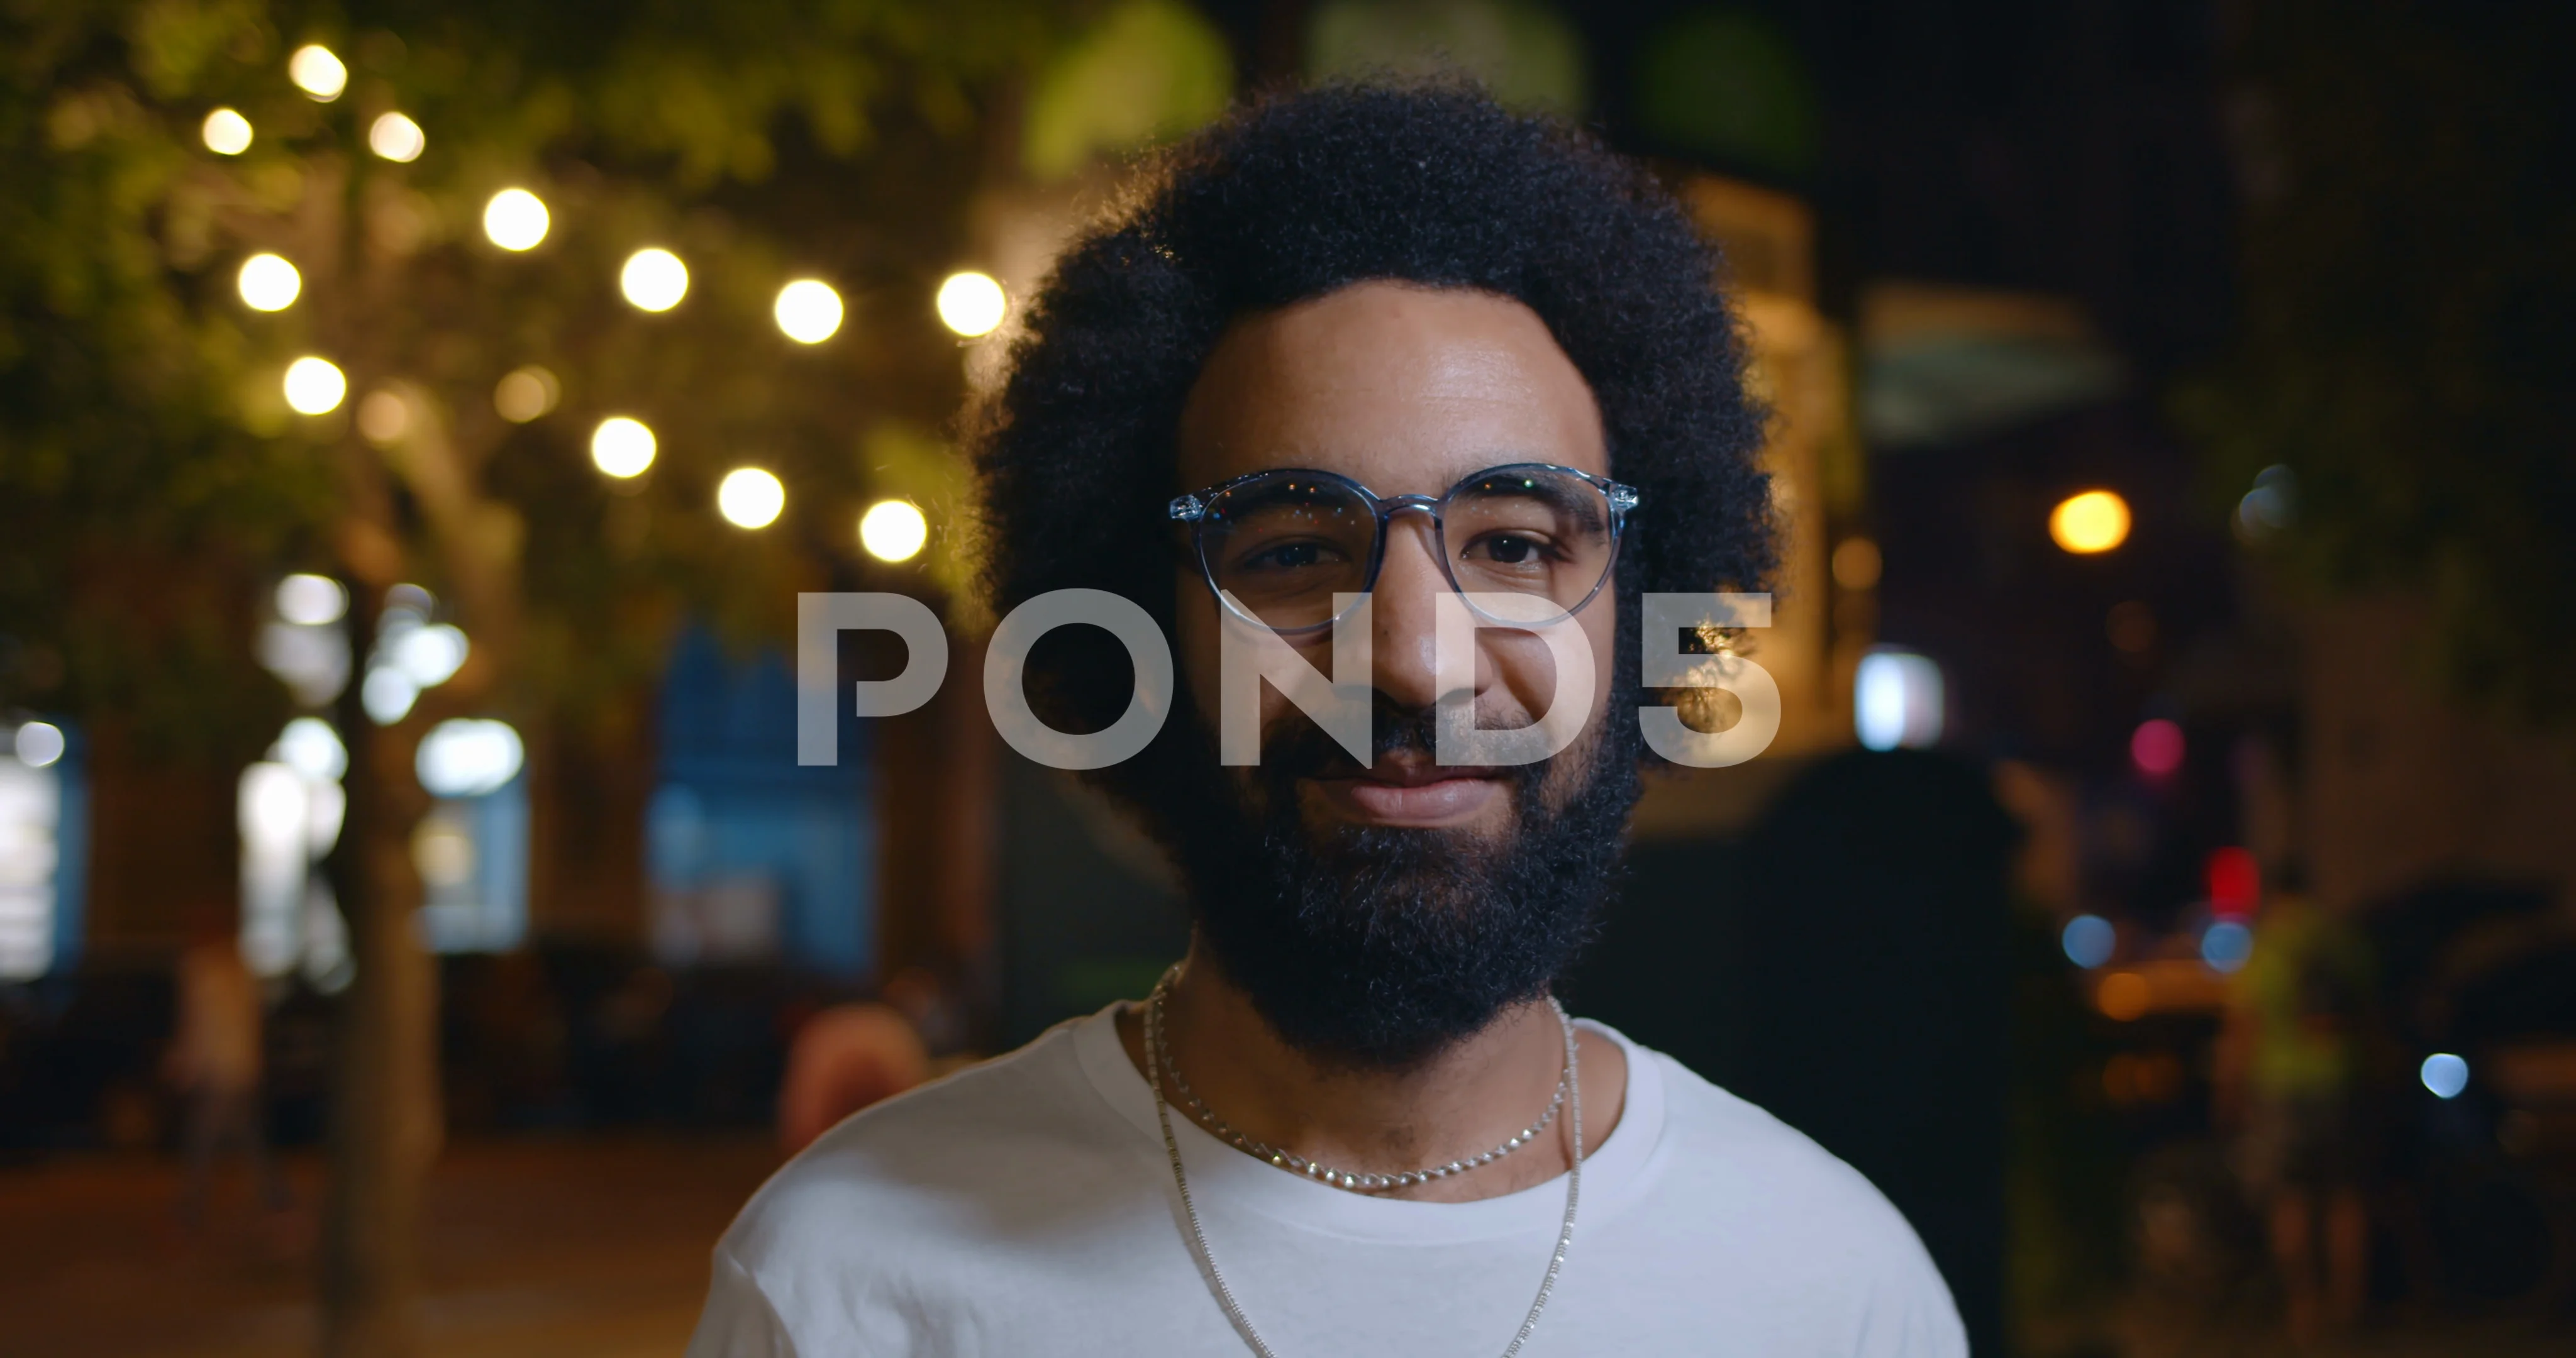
[775,980,932,1156]
[167,900,291,1233]
[2218,881,2377,1345]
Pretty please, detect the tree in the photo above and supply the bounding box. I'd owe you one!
[2182,0,2576,723]
[1,1,1062,1350]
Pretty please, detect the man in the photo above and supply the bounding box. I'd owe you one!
[689,84,1963,1355]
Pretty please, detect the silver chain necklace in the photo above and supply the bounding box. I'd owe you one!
[1145,968,1584,1358]
[1160,1007,1567,1193]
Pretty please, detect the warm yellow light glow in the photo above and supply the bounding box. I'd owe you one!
[2050,490,2131,555]
[357,390,409,444]
[236,253,301,311]
[1831,536,1882,590]
[718,467,785,529]
[621,248,689,312]
[288,45,348,102]
[482,188,549,251]
[494,365,560,422]
[858,500,928,563]
[589,416,655,478]
[368,112,425,163]
[774,279,843,343]
[935,270,1007,336]
[2096,969,2151,1022]
[283,356,347,415]
[202,108,253,155]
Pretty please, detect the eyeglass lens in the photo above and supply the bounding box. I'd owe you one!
[1197,466,1616,632]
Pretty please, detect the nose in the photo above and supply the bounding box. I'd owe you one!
[1369,511,1468,714]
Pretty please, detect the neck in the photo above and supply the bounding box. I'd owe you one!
[1118,938,1626,1202]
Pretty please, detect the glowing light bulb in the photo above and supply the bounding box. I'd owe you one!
[368,112,425,163]
[283,356,347,414]
[202,108,253,155]
[859,500,928,562]
[774,279,843,343]
[482,188,549,251]
[621,248,689,312]
[718,468,785,529]
[589,417,655,478]
[2050,490,2131,554]
[288,45,348,102]
[936,270,1007,336]
[236,253,301,311]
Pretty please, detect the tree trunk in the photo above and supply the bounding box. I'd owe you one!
[319,583,441,1357]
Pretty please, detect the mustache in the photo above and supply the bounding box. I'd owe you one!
[1253,695,1549,795]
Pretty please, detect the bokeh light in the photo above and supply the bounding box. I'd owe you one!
[201,108,253,155]
[482,188,550,251]
[2131,717,2185,776]
[289,45,348,101]
[275,573,348,626]
[357,390,409,444]
[369,113,426,163]
[416,719,525,798]
[494,366,560,422]
[2049,489,2131,554]
[2061,914,2115,969]
[859,500,928,563]
[11,722,65,770]
[2420,1053,2469,1099]
[2097,970,2150,1022]
[936,271,1007,336]
[774,280,844,343]
[1831,536,1882,590]
[718,468,786,529]
[2201,920,2253,973]
[393,624,470,688]
[276,717,348,781]
[283,356,347,415]
[621,248,689,312]
[1855,649,1944,751]
[589,417,655,478]
[236,253,301,311]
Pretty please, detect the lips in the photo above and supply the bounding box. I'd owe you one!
[1306,756,1506,825]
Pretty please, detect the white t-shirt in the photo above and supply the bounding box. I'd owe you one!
[688,1004,1965,1357]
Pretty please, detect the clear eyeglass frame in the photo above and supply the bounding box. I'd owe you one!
[1167,461,1641,636]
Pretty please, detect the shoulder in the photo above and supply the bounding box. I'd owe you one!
[1623,1044,1965,1353]
[722,1017,1119,1270]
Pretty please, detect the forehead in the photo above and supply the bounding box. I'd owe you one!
[1176,282,1607,497]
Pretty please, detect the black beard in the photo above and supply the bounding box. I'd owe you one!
[1142,690,1643,1071]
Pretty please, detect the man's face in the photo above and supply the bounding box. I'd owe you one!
[1174,282,1620,837]
[1160,282,1635,1066]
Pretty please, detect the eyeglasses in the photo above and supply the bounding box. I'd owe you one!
[1168,462,1639,635]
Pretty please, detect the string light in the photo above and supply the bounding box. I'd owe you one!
[288,45,348,102]
[236,253,301,311]
[202,108,253,155]
[369,113,425,163]
[718,468,785,528]
[482,189,549,251]
[936,271,1006,336]
[621,248,689,312]
[283,357,347,415]
[774,280,843,343]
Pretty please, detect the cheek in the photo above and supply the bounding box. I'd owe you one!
[1482,612,1614,726]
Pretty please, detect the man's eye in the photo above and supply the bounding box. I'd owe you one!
[1472,534,1546,565]
[1241,541,1334,572]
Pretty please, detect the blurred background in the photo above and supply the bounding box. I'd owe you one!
[2,1,2571,1355]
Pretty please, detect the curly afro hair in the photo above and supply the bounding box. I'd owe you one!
[975,82,1775,789]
